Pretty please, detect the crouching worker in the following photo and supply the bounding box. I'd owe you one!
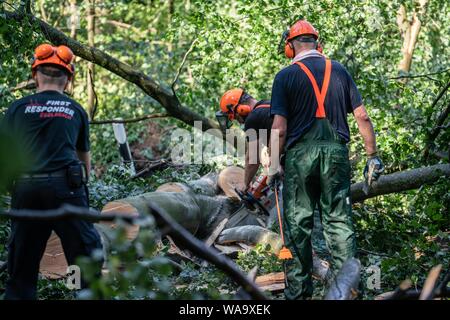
[1,44,103,300]
[218,89,273,190]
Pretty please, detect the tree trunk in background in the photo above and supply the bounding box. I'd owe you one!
[66,0,78,95]
[396,0,429,76]
[87,0,96,119]
[69,0,78,39]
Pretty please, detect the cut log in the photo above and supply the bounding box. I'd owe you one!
[39,232,69,279]
[148,201,267,300]
[156,182,190,193]
[256,272,286,293]
[218,166,245,199]
[324,258,361,300]
[217,226,282,253]
[100,201,140,240]
[39,191,233,279]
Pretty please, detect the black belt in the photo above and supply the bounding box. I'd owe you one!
[20,169,66,179]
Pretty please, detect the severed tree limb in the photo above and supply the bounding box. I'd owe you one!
[351,164,450,202]
[3,8,221,134]
[1,204,140,223]
[89,113,167,124]
[384,279,413,300]
[388,68,450,81]
[9,79,36,92]
[171,37,199,93]
[419,264,442,300]
[148,202,267,300]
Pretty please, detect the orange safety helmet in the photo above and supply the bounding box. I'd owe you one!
[31,43,75,77]
[219,88,251,120]
[283,20,319,59]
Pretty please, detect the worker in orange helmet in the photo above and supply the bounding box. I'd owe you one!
[270,19,384,299]
[218,89,273,190]
[1,44,102,299]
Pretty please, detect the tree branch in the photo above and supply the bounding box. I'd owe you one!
[171,38,199,93]
[4,9,220,134]
[388,68,450,80]
[423,82,450,159]
[1,204,140,223]
[351,164,450,202]
[148,202,268,300]
[89,113,167,124]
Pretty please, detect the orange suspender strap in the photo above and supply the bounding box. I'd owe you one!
[294,59,332,118]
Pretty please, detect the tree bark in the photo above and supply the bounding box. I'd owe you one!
[86,0,96,119]
[69,0,78,39]
[148,201,268,300]
[396,0,429,75]
[351,164,450,202]
[324,258,361,300]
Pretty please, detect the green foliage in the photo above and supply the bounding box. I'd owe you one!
[0,0,448,300]
[77,217,178,299]
[236,244,283,275]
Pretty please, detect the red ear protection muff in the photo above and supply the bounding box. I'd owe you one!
[31,44,75,79]
[284,41,295,59]
[235,104,251,117]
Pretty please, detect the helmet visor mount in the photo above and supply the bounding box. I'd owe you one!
[278,30,289,55]
[215,111,233,132]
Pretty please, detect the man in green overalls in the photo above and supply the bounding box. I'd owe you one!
[269,19,385,299]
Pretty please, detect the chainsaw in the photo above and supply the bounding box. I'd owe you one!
[234,174,280,218]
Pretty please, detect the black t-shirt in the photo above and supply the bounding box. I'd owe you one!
[270,57,363,148]
[244,100,273,142]
[2,90,90,173]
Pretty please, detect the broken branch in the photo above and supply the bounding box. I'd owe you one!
[148,202,267,300]
[89,113,167,124]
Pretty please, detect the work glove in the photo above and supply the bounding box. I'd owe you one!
[363,154,385,182]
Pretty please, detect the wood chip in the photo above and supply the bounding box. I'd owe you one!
[205,218,229,247]
[255,272,286,292]
[213,244,242,255]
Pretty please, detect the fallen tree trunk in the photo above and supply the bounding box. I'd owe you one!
[148,201,267,300]
[156,172,219,197]
[38,169,240,278]
[351,164,450,202]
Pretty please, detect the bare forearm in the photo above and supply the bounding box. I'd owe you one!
[77,151,91,175]
[354,106,377,156]
[245,163,260,188]
[270,115,287,168]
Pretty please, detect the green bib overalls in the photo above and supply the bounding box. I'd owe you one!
[283,59,356,300]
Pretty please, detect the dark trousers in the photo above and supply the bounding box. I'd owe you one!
[283,119,356,299]
[5,176,102,300]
